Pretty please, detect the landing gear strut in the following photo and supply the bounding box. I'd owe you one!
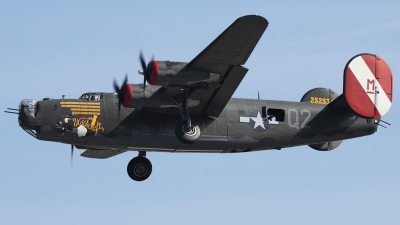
[175,89,201,144]
[127,151,152,181]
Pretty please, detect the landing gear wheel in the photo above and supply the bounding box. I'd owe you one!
[127,157,152,181]
[175,121,201,144]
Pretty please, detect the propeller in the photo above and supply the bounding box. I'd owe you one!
[139,51,155,92]
[113,74,129,115]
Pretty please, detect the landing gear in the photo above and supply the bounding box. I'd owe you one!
[127,152,152,181]
[175,121,201,144]
[174,89,201,144]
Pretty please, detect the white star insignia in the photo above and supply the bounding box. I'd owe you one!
[250,111,265,129]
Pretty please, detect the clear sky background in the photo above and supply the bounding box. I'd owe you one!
[1,1,399,224]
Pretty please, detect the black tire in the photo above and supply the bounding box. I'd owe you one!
[175,121,201,144]
[127,157,152,181]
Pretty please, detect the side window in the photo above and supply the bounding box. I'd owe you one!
[267,108,285,122]
[53,104,59,112]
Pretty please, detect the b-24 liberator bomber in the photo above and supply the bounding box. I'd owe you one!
[5,15,393,181]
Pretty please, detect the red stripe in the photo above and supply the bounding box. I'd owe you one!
[345,66,375,118]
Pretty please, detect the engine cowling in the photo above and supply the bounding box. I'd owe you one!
[128,84,175,108]
[301,87,343,151]
[143,61,220,87]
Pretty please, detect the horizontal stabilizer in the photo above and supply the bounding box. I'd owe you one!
[344,53,393,118]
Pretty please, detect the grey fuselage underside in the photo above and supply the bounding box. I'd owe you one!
[35,97,377,153]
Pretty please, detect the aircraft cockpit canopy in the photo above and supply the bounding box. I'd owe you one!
[79,93,104,101]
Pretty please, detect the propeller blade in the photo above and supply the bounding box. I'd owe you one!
[140,51,147,72]
[113,79,120,93]
[140,51,149,91]
[139,51,156,84]
[114,73,129,116]
[120,74,128,102]
[123,73,128,87]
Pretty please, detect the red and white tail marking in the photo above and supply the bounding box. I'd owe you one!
[344,54,393,119]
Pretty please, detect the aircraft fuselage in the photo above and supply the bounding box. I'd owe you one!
[20,93,377,153]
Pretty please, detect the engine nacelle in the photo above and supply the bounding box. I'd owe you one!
[143,61,220,87]
[301,87,343,151]
[120,84,173,108]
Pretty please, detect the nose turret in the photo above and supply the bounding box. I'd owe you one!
[18,99,41,137]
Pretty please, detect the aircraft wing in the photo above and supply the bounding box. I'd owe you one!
[186,15,268,74]
[162,15,268,117]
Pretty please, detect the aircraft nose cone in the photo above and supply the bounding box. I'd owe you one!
[18,99,41,128]
[18,100,42,138]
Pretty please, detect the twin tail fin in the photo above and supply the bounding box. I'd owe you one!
[343,53,393,119]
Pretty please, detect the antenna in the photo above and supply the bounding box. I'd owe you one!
[61,95,73,99]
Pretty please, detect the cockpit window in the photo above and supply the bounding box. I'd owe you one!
[89,94,102,101]
[79,93,103,101]
[79,93,89,100]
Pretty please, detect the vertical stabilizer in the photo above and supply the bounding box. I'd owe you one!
[344,53,393,118]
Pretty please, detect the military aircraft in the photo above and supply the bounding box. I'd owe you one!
[5,15,393,181]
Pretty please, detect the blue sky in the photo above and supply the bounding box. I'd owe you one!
[1,1,399,224]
